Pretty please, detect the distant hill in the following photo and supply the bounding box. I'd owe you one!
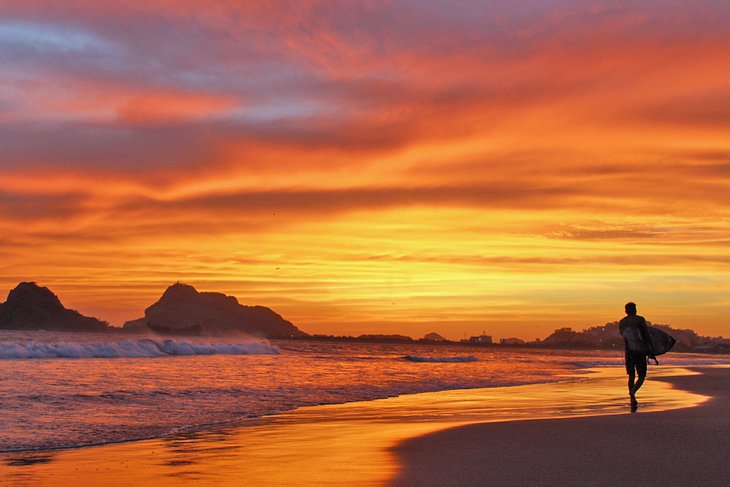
[0,282,110,332]
[123,283,306,338]
[541,321,730,353]
[356,334,413,342]
[423,332,447,342]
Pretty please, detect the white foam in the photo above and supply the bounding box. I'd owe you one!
[404,355,478,363]
[0,338,278,359]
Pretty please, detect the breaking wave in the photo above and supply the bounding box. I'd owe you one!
[0,339,278,359]
[404,355,478,363]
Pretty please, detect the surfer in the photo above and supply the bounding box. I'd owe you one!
[619,302,655,409]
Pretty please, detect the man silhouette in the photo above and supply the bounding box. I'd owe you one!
[619,302,654,409]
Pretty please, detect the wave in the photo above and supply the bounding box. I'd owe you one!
[404,355,478,363]
[0,338,278,359]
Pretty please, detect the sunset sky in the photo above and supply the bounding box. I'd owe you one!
[1,1,728,340]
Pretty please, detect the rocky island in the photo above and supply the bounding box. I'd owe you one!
[0,281,305,338]
[123,282,306,338]
[0,282,110,332]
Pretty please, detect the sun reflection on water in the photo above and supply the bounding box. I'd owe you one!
[0,367,708,486]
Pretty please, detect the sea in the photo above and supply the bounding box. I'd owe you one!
[1,331,728,453]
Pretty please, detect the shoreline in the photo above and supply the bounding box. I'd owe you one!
[0,366,699,456]
[0,365,577,455]
[0,366,711,486]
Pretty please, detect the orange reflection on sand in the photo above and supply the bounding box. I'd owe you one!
[0,367,708,486]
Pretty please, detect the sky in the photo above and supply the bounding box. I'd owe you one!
[1,1,729,340]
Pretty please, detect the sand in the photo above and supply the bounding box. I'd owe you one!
[392,367,730,486]
[0,366,722,486]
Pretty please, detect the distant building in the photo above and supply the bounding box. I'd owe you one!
[468,334,492,344]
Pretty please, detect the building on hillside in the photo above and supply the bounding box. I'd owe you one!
[467,334,492,344]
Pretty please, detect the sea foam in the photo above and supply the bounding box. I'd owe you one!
[0,338,278,359]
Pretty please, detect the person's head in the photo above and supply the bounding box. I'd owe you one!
[625,302,637,316]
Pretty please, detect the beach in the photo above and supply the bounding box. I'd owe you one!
[393,366,730,486]
[0,365,721,486]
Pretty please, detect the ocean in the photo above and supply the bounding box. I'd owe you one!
[1,331,728,453]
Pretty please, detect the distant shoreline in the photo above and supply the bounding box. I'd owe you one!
[3,282,728,353]
[2,329,730,355]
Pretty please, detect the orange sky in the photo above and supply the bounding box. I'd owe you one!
[1,1,729,340]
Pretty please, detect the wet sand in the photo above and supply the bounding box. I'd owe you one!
[392,367,730,486]
[0,367,713,486]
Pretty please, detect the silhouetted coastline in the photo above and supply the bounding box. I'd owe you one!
[1,281,728,353]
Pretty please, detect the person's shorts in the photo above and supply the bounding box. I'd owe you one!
[625,350,647,376]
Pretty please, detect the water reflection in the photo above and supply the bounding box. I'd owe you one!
[0,367,709,486]
[4,453,55,467]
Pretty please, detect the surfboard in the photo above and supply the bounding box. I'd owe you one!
[622,325,677,356]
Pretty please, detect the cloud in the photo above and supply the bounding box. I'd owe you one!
[0,182,576,237]
[631,89,730,127]
[358,251,730,270]
[0,20,113,53]
[0,0,727,190]
[0,191,88,221]
[116,91,237,123]
[116,183,577,218]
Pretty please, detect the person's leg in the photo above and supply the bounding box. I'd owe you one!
[629,373,639,406]
[630,354,648,405]
[632,373,646,395]
[625,349,636,401]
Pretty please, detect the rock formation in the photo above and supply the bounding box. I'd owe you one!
[123,282,305,338]
[0,282,110,332]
